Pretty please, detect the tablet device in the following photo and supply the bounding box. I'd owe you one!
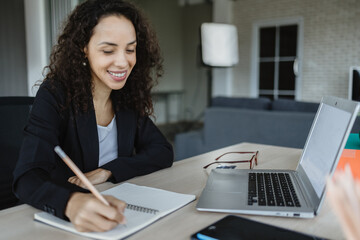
[191,215,328,240]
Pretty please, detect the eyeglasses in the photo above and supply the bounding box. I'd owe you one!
[203,151,259,169]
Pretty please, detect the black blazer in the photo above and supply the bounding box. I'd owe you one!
[13,82,173,219]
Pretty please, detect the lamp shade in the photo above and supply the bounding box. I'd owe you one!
[200,23,239,67]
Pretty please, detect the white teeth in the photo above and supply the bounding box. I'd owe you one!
[108,71,125,77]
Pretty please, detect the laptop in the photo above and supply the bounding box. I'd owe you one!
[196,96,360,218]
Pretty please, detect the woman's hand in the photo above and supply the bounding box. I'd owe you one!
[68,168,112,188]
[65,192,126,232]
[327,165,360,240]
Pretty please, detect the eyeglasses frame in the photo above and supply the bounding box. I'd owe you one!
[203,151,259,169]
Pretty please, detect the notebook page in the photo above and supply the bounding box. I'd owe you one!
[103,183,195,214]
[34,183,196,240]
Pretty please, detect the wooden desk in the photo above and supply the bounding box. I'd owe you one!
[0,143,344,239]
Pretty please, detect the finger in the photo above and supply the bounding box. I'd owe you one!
[74,218,107,233]
[106,196,127,213]
[68,176,77,183]
[100,196,126,224]
[84,168,100,177]
[68,176,88,189]
[85,169,111,185]
[72,178,85,188]
[68,179,78,185]
[341,167,359,213]
[86,211,118,232]
[70,178,79,185]
[70,208,103,233]
[344,164,352,176]
[68,176,76,181]
[68,177,84,188]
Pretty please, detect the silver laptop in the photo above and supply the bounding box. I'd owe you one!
[196,96,359,218]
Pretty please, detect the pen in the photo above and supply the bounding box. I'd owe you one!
[54,145,110,206]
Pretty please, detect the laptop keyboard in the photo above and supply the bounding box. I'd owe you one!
[248,173,301,207]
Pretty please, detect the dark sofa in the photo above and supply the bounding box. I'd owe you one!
[174,97,360,161]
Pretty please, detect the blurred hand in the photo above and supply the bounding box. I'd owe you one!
[327,165,360,240]
[65,192,126,232]
[68,168,112,188]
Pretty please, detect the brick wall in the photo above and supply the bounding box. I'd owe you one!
[232,0,360,102]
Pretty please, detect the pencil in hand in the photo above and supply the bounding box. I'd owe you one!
[54,146,110,206]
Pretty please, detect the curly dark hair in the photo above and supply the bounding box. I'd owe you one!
[44,0,163,116]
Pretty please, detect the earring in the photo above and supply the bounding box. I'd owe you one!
[82,55,87,66]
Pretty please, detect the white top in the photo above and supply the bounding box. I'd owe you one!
[97,116,118,167]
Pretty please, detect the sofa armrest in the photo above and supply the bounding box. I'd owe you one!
[174,130,204,161]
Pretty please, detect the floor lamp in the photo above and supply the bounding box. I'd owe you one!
[200,23,239,106]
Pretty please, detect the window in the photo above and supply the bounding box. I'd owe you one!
[252,19,302,100]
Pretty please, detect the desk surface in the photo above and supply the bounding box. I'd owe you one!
[0,143,343,240]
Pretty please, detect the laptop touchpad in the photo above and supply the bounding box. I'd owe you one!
[207,169,248,193]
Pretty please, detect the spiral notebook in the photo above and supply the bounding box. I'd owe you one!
[34,183,196,240]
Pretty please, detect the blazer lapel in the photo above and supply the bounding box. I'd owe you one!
[75,108,99,172]
[116,109,136,157]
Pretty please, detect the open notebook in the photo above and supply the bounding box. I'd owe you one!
[34,183,196,240]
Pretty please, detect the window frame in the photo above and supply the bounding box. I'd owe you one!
[250,17,304,100]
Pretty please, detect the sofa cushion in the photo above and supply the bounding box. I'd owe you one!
[272,99,319,113]
[211,96,271,110]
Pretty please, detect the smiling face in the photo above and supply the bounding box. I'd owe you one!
[84,15,137,94]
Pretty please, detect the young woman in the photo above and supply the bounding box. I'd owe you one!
[13,0,173,232]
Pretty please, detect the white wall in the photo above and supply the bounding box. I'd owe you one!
[232,0,360,102]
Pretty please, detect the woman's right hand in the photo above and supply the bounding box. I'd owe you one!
[65,192,126,232]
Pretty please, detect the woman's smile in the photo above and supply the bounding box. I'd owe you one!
[107,70,127,81]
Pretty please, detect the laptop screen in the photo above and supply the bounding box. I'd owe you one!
[300,103,352,198]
